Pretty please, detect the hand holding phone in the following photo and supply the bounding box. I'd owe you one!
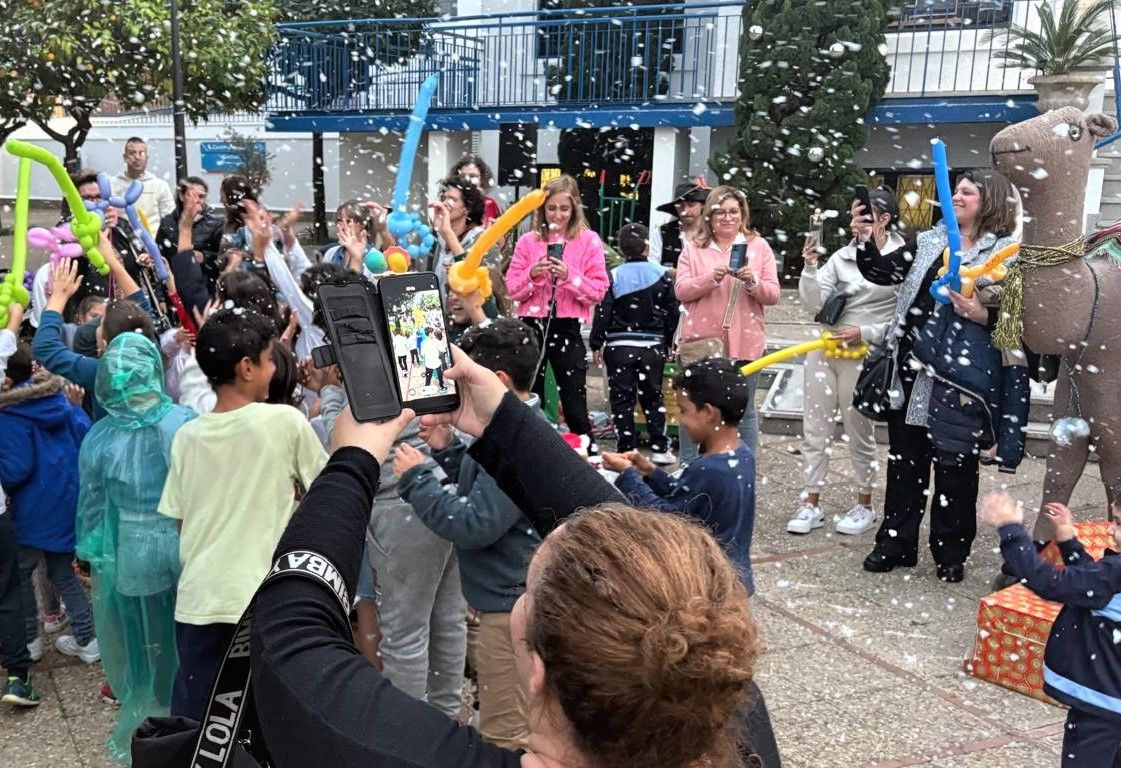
[854,185,873,224]
[728,242,748,271]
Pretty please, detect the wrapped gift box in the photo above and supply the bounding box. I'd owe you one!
[967,584,1062,705]
[1040,521,1114,569]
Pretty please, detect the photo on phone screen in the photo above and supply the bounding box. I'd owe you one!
[729,242,747,271]
[378,273,460,415]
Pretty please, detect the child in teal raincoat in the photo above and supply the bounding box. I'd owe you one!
[76,332,196,762]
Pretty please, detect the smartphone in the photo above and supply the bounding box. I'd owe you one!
[315,281,401,422]
[546,242,565,261]
[728,242,747,271]
[854,184,873,221]
[377,272,461,416]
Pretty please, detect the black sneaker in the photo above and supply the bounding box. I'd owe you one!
[1,675,42,707]
[863,549,918,573]
[937,563,965,583]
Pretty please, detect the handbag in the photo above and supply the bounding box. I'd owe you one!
[813,282,850,326]
[131,550,351,768]
[852,344,896,422]
[677,283,740,366]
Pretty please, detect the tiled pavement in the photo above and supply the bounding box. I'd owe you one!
[0,258,1109,765]
[4,433,1110,767]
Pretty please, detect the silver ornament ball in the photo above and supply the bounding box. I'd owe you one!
[828,42,845,58]
[1049,417,1091,447]
[748,25,763,41]
[807,146,825,163]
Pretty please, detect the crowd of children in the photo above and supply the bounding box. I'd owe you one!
[1,143,1118,767]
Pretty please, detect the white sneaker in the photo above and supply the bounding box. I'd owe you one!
[26,637,43,662]
[650,450,677,466]
[55,635,100,664]
[835,504,878,535]
[42,609,69,634]
[787,504,825,534]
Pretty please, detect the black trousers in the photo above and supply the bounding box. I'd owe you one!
[525,317,592,438]
[603,345,668,452]
[872,405,980,566]
[0,514,31,681]
[1063,707,1121,767]
[171,621,237,720]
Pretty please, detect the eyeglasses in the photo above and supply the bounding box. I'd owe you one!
[713,208,742,220]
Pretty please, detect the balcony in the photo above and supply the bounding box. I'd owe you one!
[263,0,1050,133]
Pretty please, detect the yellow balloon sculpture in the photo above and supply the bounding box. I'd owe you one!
[936,242,1019,298]
[740,332,869,378]
[447,189,547,299]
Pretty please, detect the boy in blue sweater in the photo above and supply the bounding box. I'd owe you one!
[981,492,1121,766]
[393,318,543,750]
[603,358,756,595]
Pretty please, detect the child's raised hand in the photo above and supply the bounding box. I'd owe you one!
[48,259,84,310]
[600,451,633,473]
[392,442,426,477]
[979,491,1024,530]
[63,383,85,407]
[1044,502,1076,542]
[418,422,453,451]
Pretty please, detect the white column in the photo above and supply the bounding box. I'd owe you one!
[426,131,452,202]
[649,126,689,228]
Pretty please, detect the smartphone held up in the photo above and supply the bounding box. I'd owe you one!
[312,272,460,421]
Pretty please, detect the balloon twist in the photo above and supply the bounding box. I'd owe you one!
[447,189,547,300]
[739,332,869,378]
[89,172,169,281]
[936,243,1019,298]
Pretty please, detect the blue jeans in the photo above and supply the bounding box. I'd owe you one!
[679,371,759,466]
[17,546,94,646]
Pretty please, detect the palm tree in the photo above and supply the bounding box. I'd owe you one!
[988,0,1116,75]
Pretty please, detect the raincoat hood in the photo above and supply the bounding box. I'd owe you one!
[0,373,72,428]
[96,332,172,429]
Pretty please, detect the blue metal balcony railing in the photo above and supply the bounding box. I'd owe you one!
[266,3,742,115]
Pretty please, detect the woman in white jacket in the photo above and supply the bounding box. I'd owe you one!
[788,188,903,537]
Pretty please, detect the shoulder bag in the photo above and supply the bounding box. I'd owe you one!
[677,283,740,366]
[131,550,350,768]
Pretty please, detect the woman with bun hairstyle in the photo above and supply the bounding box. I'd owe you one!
[674,186,780,466]
[505,174,608,448]
[788,187,903,538]
[250,347,782,768]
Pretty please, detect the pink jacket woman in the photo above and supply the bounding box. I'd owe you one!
[506,228,608,323]
[675,233,780,361]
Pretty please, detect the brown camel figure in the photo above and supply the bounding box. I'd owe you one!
[990,106,1121,539]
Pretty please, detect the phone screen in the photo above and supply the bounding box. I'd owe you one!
[546,242,565,261]
[378,273,460,415]
[729,242,747,271]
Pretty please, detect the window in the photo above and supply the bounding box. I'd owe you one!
[893,0,1013,30]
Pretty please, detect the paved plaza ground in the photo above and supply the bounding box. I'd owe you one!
[2,222,1111,766]
[4,433,1110,768]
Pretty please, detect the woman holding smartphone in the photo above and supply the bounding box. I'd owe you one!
[505,175,609,448]
[674,186,780,466]
[789,187,903,537]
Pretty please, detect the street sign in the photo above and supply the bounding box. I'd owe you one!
[200,141,265,173]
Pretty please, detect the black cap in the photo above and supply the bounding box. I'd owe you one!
[656,183,710,215]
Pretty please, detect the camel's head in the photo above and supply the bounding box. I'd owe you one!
[990,107,1116,190]
[990,108,1116,242]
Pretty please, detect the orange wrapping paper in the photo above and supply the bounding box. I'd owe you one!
[1040,521,1114,569]
[967,584,1062,705]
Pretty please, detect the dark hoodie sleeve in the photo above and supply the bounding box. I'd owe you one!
[468,392,623,536]
[251,447,520,768]
[995,362,1029,472]
[855,237,915,286]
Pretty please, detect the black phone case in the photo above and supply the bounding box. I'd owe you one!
[316,282,402,422]
[855,185,872,217]
[547,242,565,260]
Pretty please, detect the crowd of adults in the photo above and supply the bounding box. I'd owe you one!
[0,134,1042,768]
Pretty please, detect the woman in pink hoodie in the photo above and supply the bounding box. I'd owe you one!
[675,186,780,464]
[505,175,608,446]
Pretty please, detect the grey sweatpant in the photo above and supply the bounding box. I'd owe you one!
[801,350,877,496]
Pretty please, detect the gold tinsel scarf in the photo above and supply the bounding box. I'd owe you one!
[993,237,1086,350]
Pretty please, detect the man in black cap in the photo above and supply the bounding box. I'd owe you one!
[649,181,709,273]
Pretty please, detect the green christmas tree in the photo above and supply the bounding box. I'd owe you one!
[711,0,897,278]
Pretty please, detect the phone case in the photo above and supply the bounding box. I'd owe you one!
[316,282,402,422]
[729,243,747,271]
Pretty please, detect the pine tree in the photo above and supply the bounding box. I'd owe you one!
[710,0,896,278]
